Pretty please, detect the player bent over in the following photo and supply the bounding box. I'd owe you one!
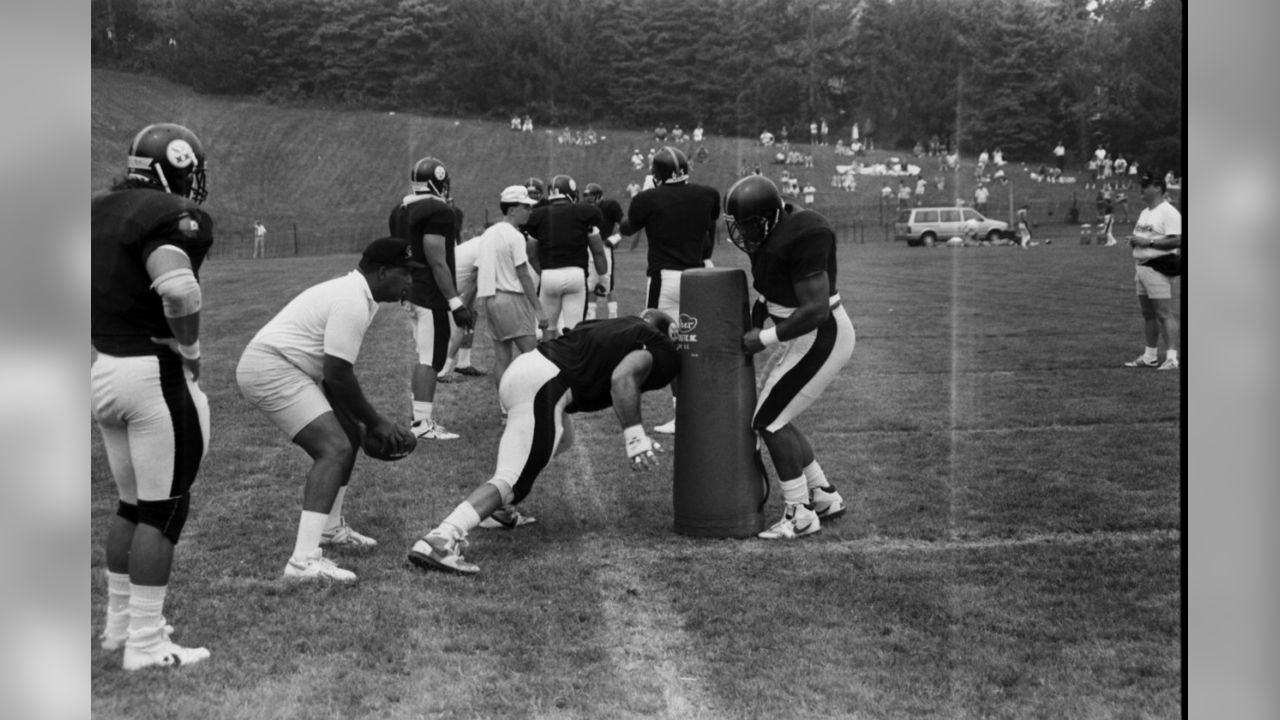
[724,175,855,539]
[408,310,679,574]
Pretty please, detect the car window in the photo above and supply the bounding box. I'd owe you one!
[962,209,981,221]
[896,211,912,223]
[917,211,938,223]
[940,210,961,222]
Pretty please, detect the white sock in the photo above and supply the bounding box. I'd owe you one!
[780,476,809,506]
[458,349,472,367]
[1143,347,1158,361]
[106,570,131,613]
[292,510,329,561]
[325,487,348,531]
[586,304,598,321]
[414,401,433,423]
[607,301,618,318]
[440,503,482,536]
[128,583,167,637]
[1165,349,1178,362]
[802,461,830,491]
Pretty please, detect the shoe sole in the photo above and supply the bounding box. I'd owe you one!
[815,506,846,521]
[758,522,821,540]
[407,550,478,575]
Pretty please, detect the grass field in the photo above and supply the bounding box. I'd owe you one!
[91,239,1181,719]
[91,68,1182,719]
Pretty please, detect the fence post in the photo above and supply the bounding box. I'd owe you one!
[292,223,299,256]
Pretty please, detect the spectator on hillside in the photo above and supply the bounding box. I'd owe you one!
[993,147,1005,166]
[1016,204,1034,248]
[1053,141,1066,171]
[1114,155,1129,187]
[1123,172,1181,371]
[897,180,912,210]
[881,182,893,206]
[510,116,521,131]
[802,181,816,207]
[671,125,684,143]
[973,183,990,215]
[692,123,704,142]
[694,145,709,165]
[760,130,774,147]
[253,220,267,259]
[522,115,533,133]
[915,176,927,203]
[654,125,668,142]
[1114,188,1130,223]
[1096,197,1117,247]
[631,148,645,170]
[820,118,829,145]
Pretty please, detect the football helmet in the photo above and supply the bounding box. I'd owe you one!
[126,123,208,203]
[582,183,604,204]
[650,146,689,186]
[548,174,578,201]
[524,177,546,202]
[411,157,450,197]
[724,175,784,254]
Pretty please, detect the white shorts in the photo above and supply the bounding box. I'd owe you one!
[236,345,331,440]
[586,247,615,292]
[540,266,588,331]
[408,303,451,368]
[1134,264,1175,300]
[755,305,855,433]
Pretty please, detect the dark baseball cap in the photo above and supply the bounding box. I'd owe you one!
[1139,172,1167,192]
[362,236,425,269]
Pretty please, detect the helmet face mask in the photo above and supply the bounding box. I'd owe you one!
[411,157,450,198]
[650,146,690,186]
[127,123,208,203]
[524,177,546,201]
[724,175,784,254]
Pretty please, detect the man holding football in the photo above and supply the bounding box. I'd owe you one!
[236,237,420,583]
[407,310,680,574]
[723,175,855,540]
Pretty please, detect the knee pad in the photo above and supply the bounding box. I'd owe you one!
[485,478,515,506]
[136,495,191,545]
[116,501,139,525]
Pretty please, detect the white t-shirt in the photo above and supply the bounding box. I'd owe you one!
[1131,200,1181,262]
[246,270,378,380]
[472,221,532,297]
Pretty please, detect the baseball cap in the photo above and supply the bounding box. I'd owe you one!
[362,236,425,269]
[1139,172,1167,191]
[500,185,537,205]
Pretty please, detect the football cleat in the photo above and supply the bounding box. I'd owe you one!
[454,365,486,377]
[408,532,479,575]
[810,486,847,521]
[412,419,460,440]
[1157,357,1179,371]
[478,505,537,529]
[1123,355,1159,368]
[321,518,378,548]
[283,549,357,582]
[122,624,210,671]
[758,504,821,540]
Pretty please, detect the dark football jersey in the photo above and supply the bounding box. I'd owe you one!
[622,182,720,274]
[595,198,624,237]
[749,205,839,307]
[91,188,215,356]
[525,199,606,271]
[388,193,457,308]
[537,316,679,413]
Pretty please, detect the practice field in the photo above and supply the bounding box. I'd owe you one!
[90,237,1181,719]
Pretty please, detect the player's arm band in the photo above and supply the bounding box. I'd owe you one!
[151,267,202,317]
[448,296,464,311]
[759,327,781,347]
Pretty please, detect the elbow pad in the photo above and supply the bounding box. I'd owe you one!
[152,268,202,317]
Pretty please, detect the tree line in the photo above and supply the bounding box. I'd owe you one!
[91,0,1183,172]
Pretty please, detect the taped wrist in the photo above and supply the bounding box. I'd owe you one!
[152,267,202,317]
[759,326,780,347]
[448,296,465,311]
[623,424,653,459]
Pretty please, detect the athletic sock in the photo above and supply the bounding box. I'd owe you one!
[586,304,597,321]
[106,570,131,613]
[607,301,618,318]
[458,349,472,368]
[1164,349,1178,362]
[414,401,433,423]
[802,460,831,491]
[1142,347,1158,362]
[780,476,809,506]
[292,511,329,562]
[325,487,348,532]
[127,583,167,637]
[440,503,482,537]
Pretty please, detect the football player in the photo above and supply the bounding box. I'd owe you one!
[617,146,721,434]
[92,123,214,670]
[388,157,475,440]
[408,311,680,574]
[582,182,625,320]
[724,175,854,540]
[522,174,609,340]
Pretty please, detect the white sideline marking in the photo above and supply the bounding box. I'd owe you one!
[732,528,1180,556]
[556,437,726,718]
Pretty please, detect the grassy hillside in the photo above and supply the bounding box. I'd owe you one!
[93,69,1120,259]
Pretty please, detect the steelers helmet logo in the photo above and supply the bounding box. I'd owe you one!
[434,165,447,181]
[567,178,577,192]
[166,139,196,168]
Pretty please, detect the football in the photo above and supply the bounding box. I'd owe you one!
[362,430,416,461]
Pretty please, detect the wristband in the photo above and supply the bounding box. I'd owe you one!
[759,327,780,348]
[448,296,465,311]
[178,341,200,360]
[623,424,652,459]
